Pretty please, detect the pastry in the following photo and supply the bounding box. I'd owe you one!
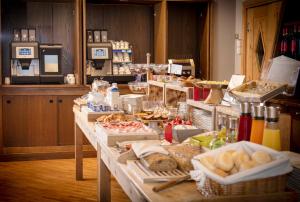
[216,151,234,172]
[141,153,177,172]
[251,151,272,165]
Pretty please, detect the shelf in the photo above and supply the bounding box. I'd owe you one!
[147,80,165,88]
[186,99,215,112]
[165,83,192,93]
[112,49,132,53]
[113,61,132,64]
[216,105,240,117]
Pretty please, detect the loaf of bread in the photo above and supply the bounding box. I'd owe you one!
[141,153,177,172]
[166,145,201,171]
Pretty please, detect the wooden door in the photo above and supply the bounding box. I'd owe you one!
[27,96,58,146]
[57,95,77,145]
[3,96,29,147]
[243,1,282,81]
[3,95,58,147]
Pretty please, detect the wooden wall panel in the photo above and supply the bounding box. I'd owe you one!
[1,1,27,77]
[167,2,206,78]
[86,3,154,63]
[53,3,75,75]
[1,1,76,78]
[154,0,167,63]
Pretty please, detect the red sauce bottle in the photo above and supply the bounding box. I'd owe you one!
[238,102,252,141]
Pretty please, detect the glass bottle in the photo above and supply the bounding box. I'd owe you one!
[250,105,265,144]
[262,106,281,151]
[238,102,252,141]
[217,114,227,139]
[226,117,238,143]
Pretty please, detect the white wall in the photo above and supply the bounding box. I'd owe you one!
[211,0,244,80]
[211,0,236,80]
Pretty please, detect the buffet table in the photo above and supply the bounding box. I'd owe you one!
[73,107,297,202]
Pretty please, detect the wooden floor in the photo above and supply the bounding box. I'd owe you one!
[0,158,130,202]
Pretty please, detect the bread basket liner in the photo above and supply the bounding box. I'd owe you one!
[191,141,293,186]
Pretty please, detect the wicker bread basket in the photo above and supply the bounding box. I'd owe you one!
[198,174,287,196]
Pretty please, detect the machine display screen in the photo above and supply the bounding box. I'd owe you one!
[92,47,109,59]
[16,47,34,59]
[19,48,31,55]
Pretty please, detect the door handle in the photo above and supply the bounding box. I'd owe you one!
[49,99,54,103]
[58,99,63,103]
[6,100,11,104]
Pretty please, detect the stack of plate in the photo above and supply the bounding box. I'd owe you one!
[191,108,213,131]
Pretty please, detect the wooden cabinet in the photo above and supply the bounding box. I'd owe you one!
[3,95,57,147]
[58,95,78,145]
[3,95,79,148]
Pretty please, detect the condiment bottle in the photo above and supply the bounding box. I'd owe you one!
[250,105,265,144]
[237,102,252,141]
[262,106,281,151]
[226,117,238,143]
[217,114,227,138]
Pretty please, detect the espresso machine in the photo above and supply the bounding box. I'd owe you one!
[11,42,40,84]
[86,42,112,84]
[39,44,64,84]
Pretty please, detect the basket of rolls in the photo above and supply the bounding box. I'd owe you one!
[191,141,293,197]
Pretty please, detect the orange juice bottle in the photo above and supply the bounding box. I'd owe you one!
[262,106,281,151]
[250,105,265,144]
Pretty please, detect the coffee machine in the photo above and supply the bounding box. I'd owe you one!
[86,42,112,84]
[39,44,64,84]
[11,42,40,84]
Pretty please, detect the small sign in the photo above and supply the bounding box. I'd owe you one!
[168,64,183,75]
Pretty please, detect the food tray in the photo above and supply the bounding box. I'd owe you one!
[127,160,189,183]
[95,123,159,146]
[81,106,124,122]
[229,80,287,103]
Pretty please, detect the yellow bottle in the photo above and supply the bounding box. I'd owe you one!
[262,106,281,151]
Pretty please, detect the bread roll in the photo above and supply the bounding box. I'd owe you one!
[251,151,272,165]
[232,150,250,168]
[230,166,239,175]
[239,160,257,172]
[141,153,177,172]
[216,151,234,172]
[200,156,216,171]
[213,168,229,177]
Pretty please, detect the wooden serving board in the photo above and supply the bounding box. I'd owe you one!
[95,123,159,146]
[127,160,189,183]
[81,106,124,122]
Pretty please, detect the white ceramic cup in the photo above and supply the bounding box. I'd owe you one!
[66,74,75,85]
[4,77,10,85]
